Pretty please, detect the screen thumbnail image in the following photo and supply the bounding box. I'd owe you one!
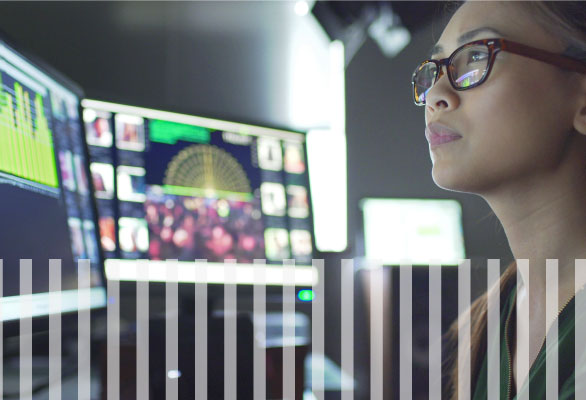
[49,89,68,121]
[286,185,309,219]
[118,217,149,253]
[260,182,286,217]
[74,154,89,195]
[83,220,99,262]
[290,229,312,257]
[257,137,283,171]
[115,114,145,152]
[145,189,265,263]
[59,151,76,192]
[283,141,306,174]
[90,163,114,199]
[50,87,80,123]
[117,166,146,203]
[68,217,86,260]
[84,108,113,148]
[99,216,116,252]
[264,228,290,261]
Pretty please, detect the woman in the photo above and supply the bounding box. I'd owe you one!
[411,1,586,398]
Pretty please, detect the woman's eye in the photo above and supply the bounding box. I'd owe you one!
[467,51,488,63]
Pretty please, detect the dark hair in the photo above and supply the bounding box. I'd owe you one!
[443,2,586,398]
[526,2,586,59]
[445,261,516,399]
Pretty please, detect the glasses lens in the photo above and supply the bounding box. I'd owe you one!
[450,44,490,88]
[412,61,437,105]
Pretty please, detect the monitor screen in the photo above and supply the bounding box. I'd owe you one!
[82,100,316,286]
[360,198,466,266]
[0,41,106,321]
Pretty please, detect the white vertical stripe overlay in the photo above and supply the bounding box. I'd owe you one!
[107,259,120,400]
[428,262,442,400]
[486,259,501,400]
[575,259,586,399]
[283,259,296,400]
[20,259,32,400]
[166,259,179,400]
[370,262,384,400]
[458,259,471,400]
[224,259,237,399]
[399,263,412,400]
[195,260,208,400]
[341,259,354,400]
[311,259,325,400]
[516,259,530,400]
[78,260,91,400]
[48,259,61,400]
[545,259,559,400]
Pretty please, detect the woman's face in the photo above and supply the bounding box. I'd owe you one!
[425,1,580,194]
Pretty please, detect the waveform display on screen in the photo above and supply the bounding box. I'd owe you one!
[0,73,58,188]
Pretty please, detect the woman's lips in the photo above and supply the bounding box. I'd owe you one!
[428,134,462,146]
[425,123,463,147]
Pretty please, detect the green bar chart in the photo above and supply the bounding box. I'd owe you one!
[0,73,58,188]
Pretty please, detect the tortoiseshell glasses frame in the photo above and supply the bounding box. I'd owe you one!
[411,38,586,106]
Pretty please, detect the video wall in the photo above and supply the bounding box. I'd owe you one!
[83,100,314,266]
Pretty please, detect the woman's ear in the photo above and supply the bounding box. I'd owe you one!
[573,77,586,136]
[575,106,586,135]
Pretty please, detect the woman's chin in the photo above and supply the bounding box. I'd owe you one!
[431,167,477,193]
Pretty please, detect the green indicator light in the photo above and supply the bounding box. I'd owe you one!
[149,119,210,144]
[298,290,314,302]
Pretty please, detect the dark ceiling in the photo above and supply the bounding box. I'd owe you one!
[313,1,451,35]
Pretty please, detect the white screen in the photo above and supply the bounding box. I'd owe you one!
[361,198,466,265]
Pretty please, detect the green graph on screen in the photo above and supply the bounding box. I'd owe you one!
[0,73,58,188]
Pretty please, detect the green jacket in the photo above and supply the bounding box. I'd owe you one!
[472,285,586,399]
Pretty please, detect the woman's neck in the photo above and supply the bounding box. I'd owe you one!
[484,153,586,301]
[485,162,586,393]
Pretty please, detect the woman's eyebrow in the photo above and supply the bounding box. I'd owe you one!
[429,27,504,58]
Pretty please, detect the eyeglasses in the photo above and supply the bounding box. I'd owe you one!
[411,38,586,106]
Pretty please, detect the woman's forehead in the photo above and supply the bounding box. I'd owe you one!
[442,3,514,41]
[437,2,562,55]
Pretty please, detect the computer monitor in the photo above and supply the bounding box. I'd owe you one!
[0,38,106,322]
[82,100,317,286]
[360,198,466,266]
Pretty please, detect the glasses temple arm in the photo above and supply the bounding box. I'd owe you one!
[502,40,586,74]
